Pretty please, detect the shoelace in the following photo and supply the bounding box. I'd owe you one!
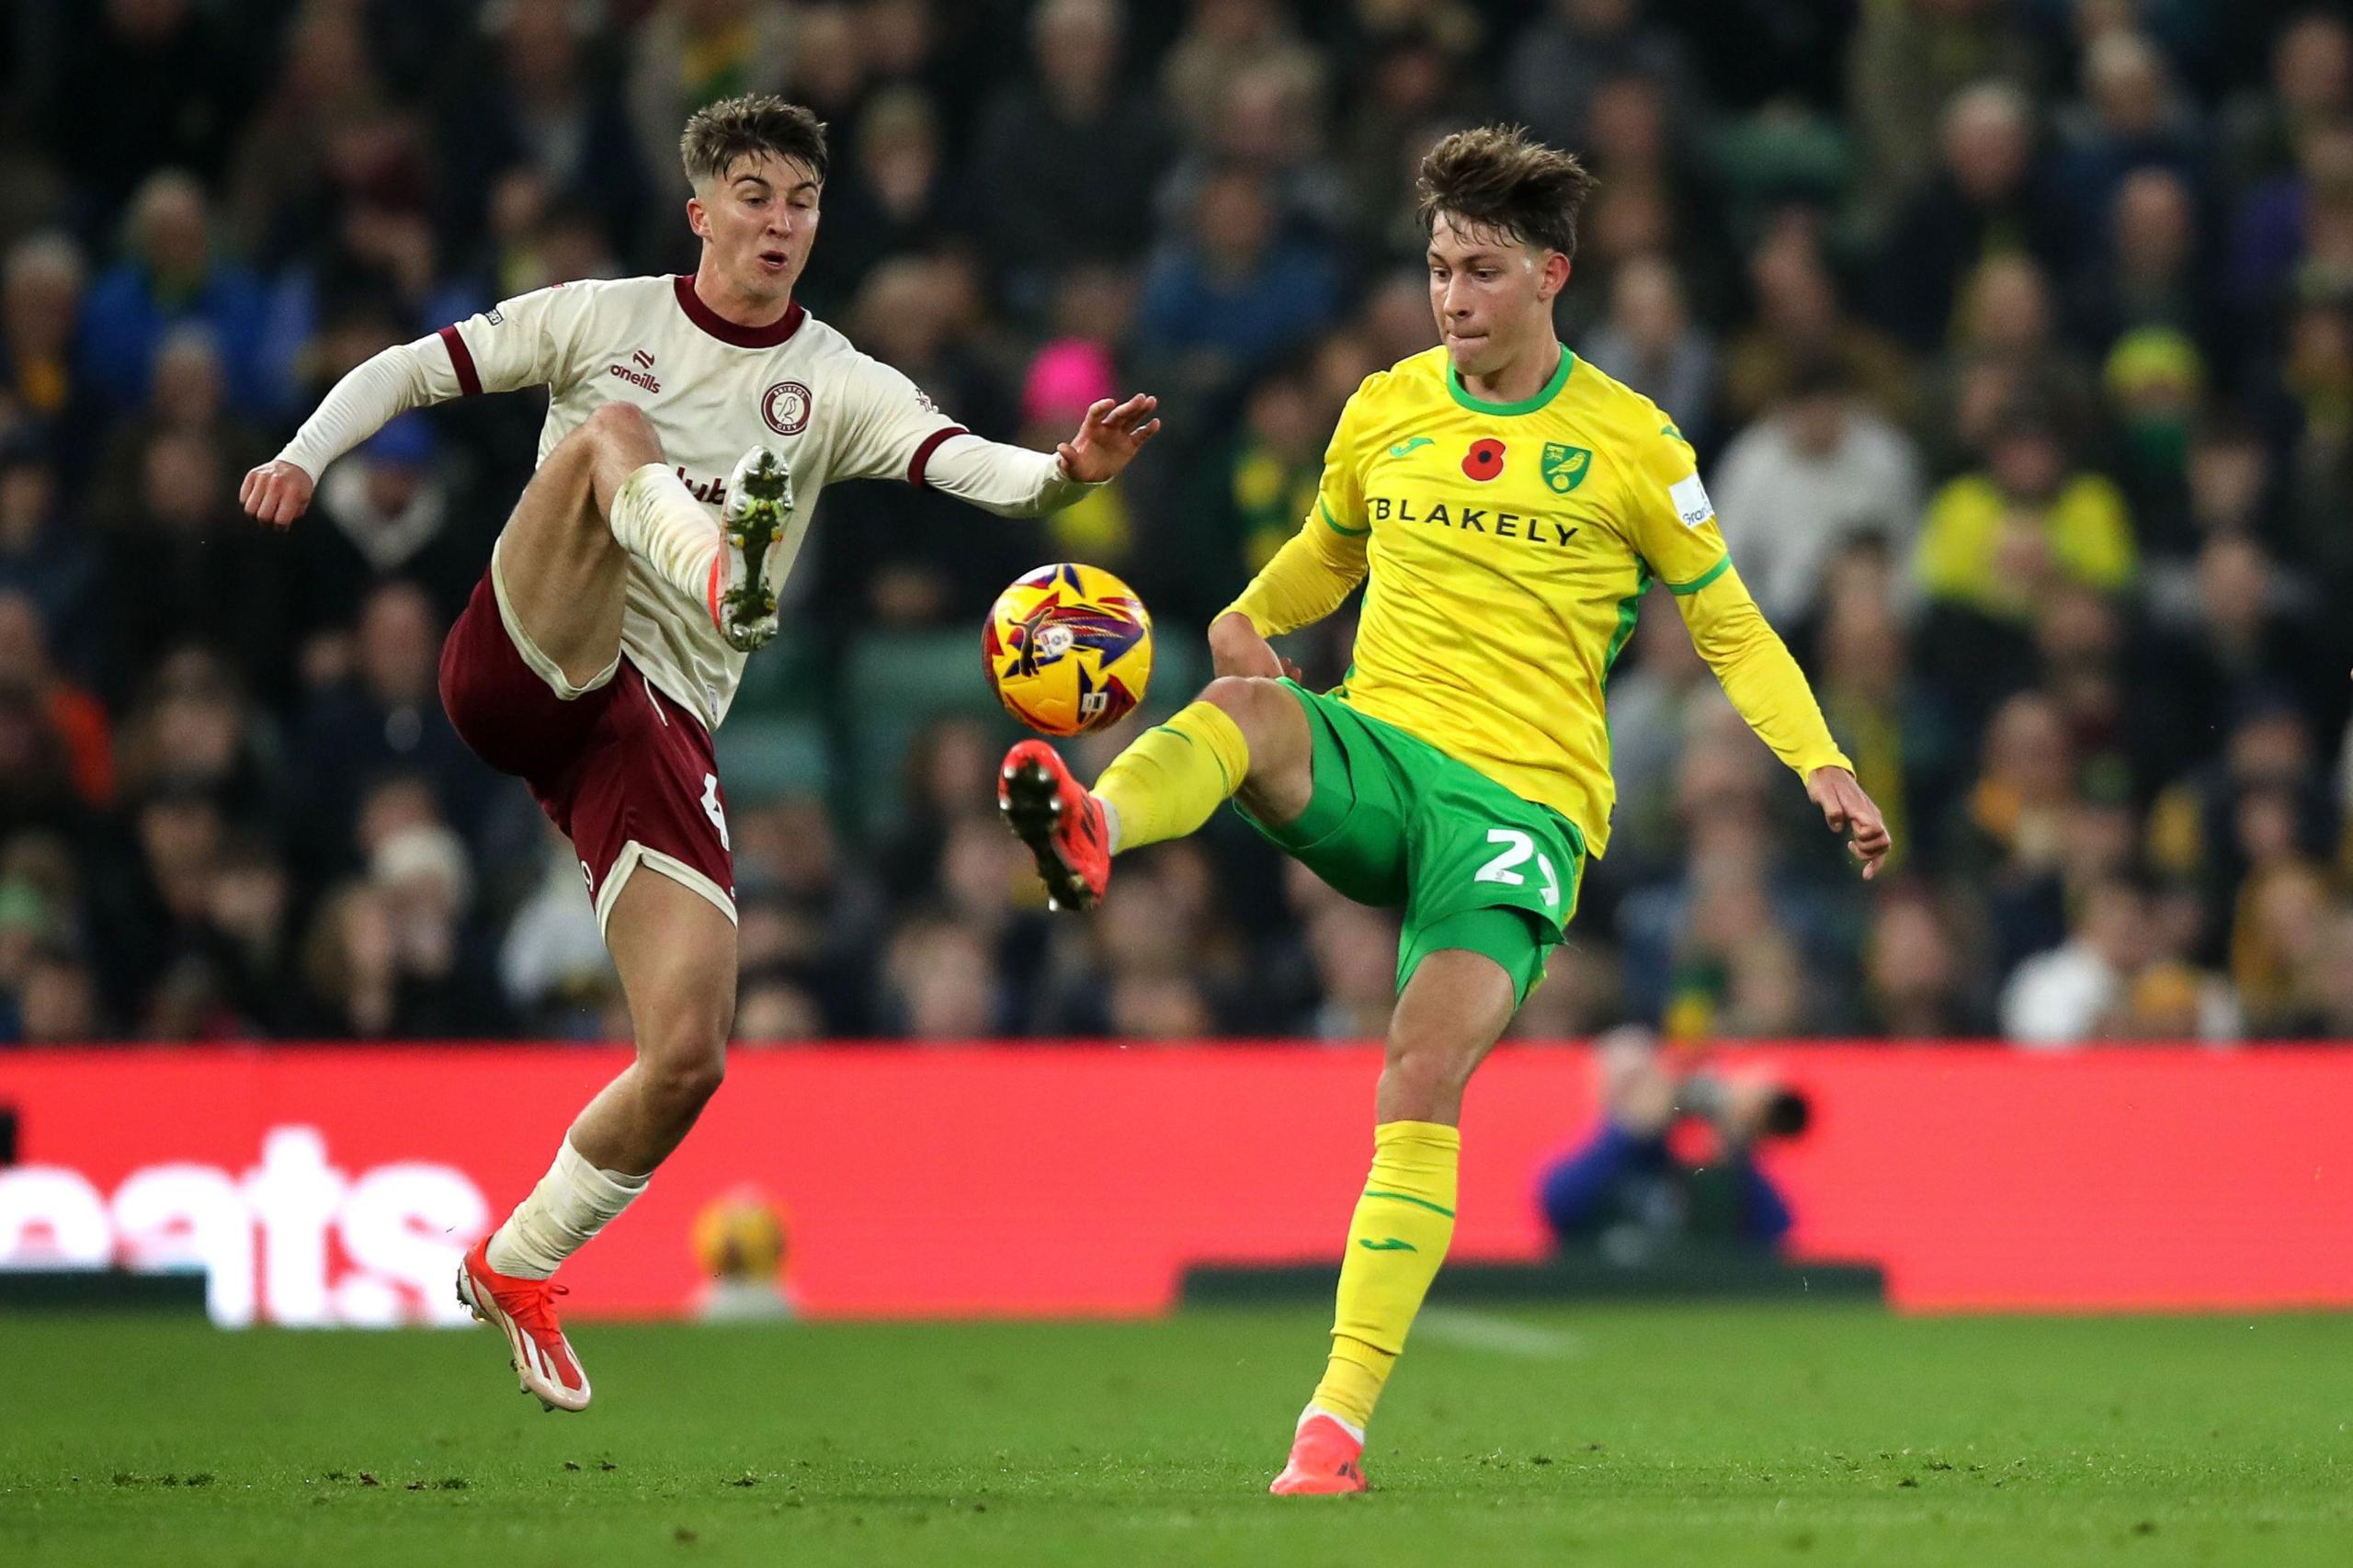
[503,1280,571,1343]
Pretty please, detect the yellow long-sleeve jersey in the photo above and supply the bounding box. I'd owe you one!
[1225,346,1849,858]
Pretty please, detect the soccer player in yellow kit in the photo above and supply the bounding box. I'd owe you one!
[998,126,1891,1493]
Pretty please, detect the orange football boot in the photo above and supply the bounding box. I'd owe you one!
[998,738,1111,910]
[456,1239,591,1412]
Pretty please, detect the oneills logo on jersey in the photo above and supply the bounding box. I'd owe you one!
[608,358,662,393]
[1367,494,1580,548]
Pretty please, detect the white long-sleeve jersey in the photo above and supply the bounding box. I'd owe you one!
[278,274,1092,729]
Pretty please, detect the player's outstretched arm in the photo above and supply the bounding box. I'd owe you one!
[1805,765,1893,881]
[1201,381,1381,675]
[1054,394,1161,483]
[240,335,453,528]
[244,288,567,528]
[1630,415,1890,877]
[1211,501,1368,676]
[872,370,1158,517]
[240,459,315,527]
[1675,568,1892,878]
[1208,611,1303,681]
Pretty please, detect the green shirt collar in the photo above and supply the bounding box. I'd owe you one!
[1446,343,1574,416]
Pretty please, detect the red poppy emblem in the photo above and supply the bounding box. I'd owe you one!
[1462,438,1506,481]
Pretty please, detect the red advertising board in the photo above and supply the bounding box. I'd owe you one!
[0,1045,2347,1324]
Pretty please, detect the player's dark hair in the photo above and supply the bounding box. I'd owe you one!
[1415,125,1598,262]
[680,95,830,189]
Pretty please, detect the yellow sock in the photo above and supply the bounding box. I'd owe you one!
[1091,700,1249,853]
[1313,1120,1460,1431]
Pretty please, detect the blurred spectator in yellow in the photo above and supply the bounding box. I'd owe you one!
[1918,405,2136,623]
[1164,347,1323,635]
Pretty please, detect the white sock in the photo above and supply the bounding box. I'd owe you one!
[609,462,722,605]
[485,1138,649,1280]
[1097,793,1122,855]
[1302,1403,1366,1444]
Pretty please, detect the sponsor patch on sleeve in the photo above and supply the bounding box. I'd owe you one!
[1668,472,1713,528]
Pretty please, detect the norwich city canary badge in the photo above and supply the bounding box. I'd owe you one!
[1542,443,1591,494]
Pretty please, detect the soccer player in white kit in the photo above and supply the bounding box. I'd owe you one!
[238,97,1159,1410]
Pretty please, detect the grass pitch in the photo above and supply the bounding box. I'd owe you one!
[2,1303,2345,1567]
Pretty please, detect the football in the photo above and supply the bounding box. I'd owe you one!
[983,562,1155,735]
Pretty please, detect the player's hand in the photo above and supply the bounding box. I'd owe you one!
[1807,766,1892,881]
[240,460,315,528]
[1056,393,1161,483]
[1209,610,1302,682]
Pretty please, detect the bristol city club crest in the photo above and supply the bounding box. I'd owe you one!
[762,381,812,436]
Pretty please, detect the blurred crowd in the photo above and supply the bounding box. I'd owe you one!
[4,0,2353,1049]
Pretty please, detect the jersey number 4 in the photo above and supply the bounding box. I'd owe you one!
[1474,827,1560,908]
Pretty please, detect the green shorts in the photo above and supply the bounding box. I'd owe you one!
[1237,680,1586,1006]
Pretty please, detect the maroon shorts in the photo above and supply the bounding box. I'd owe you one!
[438,567,735,937]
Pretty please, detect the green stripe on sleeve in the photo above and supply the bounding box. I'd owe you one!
[1320,499,1370,538]
[1665,556,1733,596]
[1361,1187,1456,1218]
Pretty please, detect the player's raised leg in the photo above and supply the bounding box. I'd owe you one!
[1272,947,1516,1494]
[491,402,792,676]
[999,674,1309,908]
[458,869,738,1411]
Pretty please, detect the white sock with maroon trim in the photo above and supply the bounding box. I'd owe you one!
[485,1138,649,1280]
[609,462,722,607]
